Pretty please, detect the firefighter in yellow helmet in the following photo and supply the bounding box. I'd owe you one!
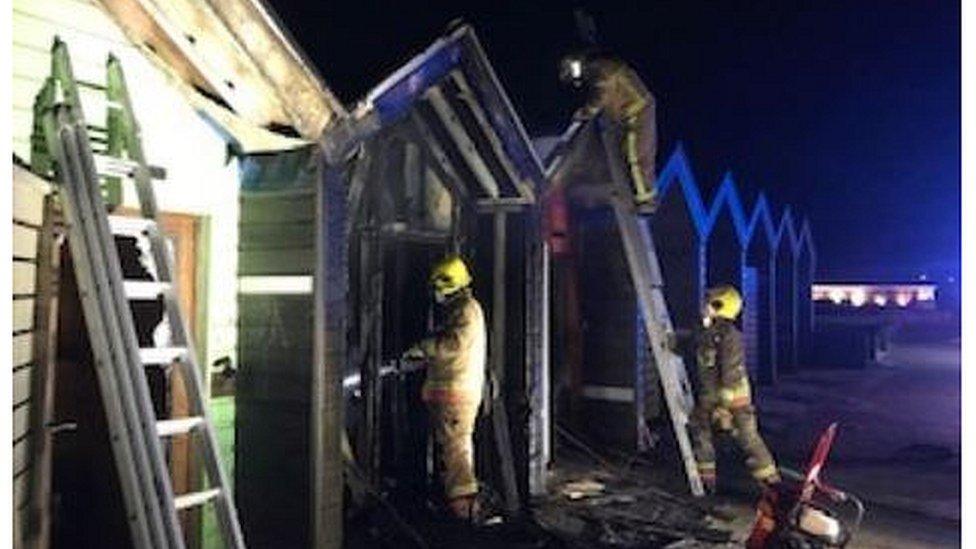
[404,255,487,521]
[560,52,657,210]
[690,285,780,493]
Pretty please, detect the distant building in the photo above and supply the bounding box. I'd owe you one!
[812,282,938,310]
[810,281,944,369]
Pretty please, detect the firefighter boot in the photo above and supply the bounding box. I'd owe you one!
[732,406,781,486]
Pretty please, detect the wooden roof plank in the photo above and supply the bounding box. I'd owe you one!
[96,0,345,138]
[202,0,345,136]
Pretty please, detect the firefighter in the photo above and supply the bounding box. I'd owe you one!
[690,285,781,493]
[559,52,658,210]
[404,255,487,521]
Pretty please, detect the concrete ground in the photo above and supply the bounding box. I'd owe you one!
[344,322,962,548]
[750,324,961,548]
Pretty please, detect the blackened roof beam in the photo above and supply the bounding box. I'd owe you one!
[446,72,535,203]
[352,24,546,201]
[424,85,502,200]
[408,110,471,203]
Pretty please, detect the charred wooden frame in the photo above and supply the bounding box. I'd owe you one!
[307,23,549,549]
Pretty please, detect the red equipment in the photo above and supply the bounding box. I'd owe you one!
[746,423,865,549]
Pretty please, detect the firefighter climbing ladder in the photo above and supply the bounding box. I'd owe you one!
[597,121,705,497]
[32,39,246,548]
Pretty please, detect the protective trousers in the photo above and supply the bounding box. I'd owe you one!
[690,402,780,487]
[622,107,656,206]
[428,400,480,501]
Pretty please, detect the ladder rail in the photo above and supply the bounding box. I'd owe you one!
[111,53,247,546]
[598,120,704,497]
[609,196,704,497]
[72,122,188,549]
[45,110,166,548]
[636,222,697,411]
[149,223,247,547]
[68,117,180,547]
[106,54,160,219]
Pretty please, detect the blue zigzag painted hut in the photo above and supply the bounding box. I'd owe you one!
[745,194,779,384]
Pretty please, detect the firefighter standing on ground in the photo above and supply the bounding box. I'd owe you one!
[690,285,781,492]
[404,255,487,521]
[560,52,658,209]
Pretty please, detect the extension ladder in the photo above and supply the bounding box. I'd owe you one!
[33,38,245,548]
[597,120,705,497]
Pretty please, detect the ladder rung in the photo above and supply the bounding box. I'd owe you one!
[77,79,107,91]
[156,417,205,437]
[139,347,188,365]
[174,488,221,511]
[108,215,157,237]
[80,94,124,112]
[86,124,108,133]
[93,154,167,180]
[124,280,170,300]
[93,154,140,178]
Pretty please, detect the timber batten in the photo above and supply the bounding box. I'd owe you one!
[11,164,59,547]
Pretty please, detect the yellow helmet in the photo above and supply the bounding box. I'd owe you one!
[430,255,472,299]
[705,285,742,321]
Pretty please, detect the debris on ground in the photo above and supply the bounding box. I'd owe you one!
[537,471,734,548]
[561,478,608,500]
[533,426,738,548]
[346,423,738,548]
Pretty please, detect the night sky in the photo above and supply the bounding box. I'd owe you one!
[271,0,960,282]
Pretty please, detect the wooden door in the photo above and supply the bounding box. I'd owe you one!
[157,212,202,547]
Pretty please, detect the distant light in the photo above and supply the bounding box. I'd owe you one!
[918,273,928,281]
[947,276,956,284]
[916,288,936,302]
[570,60,583,79]
[813,283,938,309]
[829,289,845,304]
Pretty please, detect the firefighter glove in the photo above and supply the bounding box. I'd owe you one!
[711,407,734,432]
[402,345,425,361]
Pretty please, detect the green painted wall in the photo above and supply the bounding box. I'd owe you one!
[202,397,236,549]
[235,148,317,548]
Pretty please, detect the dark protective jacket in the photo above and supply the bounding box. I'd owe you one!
[691,318,779,485]
[586,58,655,121]
[419,289,487,404]
[695,318,750,410]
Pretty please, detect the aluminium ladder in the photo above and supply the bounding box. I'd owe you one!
[33,38,245,548]
[596,119,705,497]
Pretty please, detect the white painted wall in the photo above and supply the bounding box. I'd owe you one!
[12,0,240,372]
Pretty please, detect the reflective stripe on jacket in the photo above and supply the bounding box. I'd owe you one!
[420,290,486,404]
